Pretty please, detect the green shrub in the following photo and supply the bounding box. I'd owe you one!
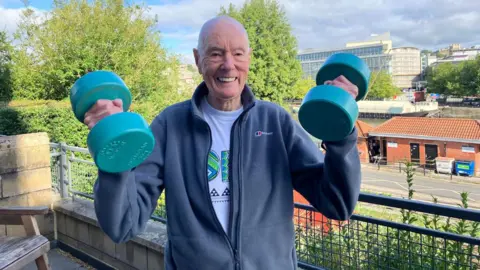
[0,100,171,147]
[0,104,88,146]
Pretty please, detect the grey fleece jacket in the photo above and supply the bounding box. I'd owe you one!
[93,82,361,270]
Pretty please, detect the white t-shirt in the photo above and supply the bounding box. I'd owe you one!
[200,97,243,233]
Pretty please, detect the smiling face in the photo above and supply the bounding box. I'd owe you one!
[194,17,251,110]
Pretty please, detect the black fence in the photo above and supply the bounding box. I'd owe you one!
[294,194,480,270]
[50,143,480,269]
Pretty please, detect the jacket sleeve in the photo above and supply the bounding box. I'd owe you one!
[286,114,361,221]
[93,116,166,243]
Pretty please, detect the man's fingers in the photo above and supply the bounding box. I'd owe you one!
[87,100,109,114]
[112,99,123,108]
[335,75,351,84]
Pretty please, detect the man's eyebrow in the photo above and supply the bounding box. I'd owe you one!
[207,46,225,52]
[206,47,246,52]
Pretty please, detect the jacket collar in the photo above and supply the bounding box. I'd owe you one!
[190,81,256,118]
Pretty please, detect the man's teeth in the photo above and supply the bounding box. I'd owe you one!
[218,77,236,82]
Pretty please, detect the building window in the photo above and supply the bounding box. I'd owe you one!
[387,142,398,148]
[461,145,475,153]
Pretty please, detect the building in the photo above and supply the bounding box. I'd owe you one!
[356,120,374,163]
[391,47,421,88]
[432,48,480,68]
[296,33,392,80]
[346,32,392,50]
[421,52,437,79]
[368,117,480,176]
[426,44,480,69]
[296,32,423,89]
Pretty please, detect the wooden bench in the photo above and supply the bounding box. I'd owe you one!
[0,206,51,270]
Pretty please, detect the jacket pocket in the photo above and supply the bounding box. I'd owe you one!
[169,235,233,270]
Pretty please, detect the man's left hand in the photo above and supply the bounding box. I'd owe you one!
[323,75,358,99]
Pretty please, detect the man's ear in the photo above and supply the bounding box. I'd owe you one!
[193,48,202,74]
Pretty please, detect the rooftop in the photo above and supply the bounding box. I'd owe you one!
[356,120,374,138]
[369,117,480,143]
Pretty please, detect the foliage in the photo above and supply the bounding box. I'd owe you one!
[426,56,480,96]
[218,0,303,103]
[0,31,13,101]
[0,100,167,147]
[400,160,417,224]
[367,70,401,99]
[291,78,315,100]
[8,0,184,105]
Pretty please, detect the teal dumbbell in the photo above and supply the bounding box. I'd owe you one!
[70,71,155,173]
[298,53,370,141]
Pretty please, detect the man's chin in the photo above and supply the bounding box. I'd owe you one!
[213,87,242,98]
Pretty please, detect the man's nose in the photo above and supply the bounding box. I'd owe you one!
[221,53,235,70]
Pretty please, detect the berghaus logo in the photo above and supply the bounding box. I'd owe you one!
[255,131,272,137]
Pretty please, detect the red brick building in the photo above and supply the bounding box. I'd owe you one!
[368,117,480,176]
[356,120,374,163]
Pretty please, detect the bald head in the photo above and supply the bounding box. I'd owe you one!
[196,15,250,56]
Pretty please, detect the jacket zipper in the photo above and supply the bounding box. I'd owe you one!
[235,123,242,270]
[203,122,236,262]
[197,105,252,269]
[228,116,243,270]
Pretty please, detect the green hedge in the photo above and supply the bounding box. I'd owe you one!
[0,100,169,147]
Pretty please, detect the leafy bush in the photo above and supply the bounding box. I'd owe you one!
[0,100,171,147]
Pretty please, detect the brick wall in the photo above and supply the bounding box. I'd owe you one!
[382,137,480,175]
[357,138,369,163]
[0,132,59,239]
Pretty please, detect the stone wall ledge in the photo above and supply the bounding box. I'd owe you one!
[53,197,167,254]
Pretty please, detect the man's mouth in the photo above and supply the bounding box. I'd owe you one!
[217,77,237,83]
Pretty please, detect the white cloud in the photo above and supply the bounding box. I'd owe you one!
[0,5,48,40]
[147,0,480,63]
[2,0,479,64]
[0,6,24,35]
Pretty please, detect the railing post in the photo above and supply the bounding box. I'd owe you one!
[59,142,69,198]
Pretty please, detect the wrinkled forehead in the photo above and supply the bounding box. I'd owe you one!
[201,22,249,52]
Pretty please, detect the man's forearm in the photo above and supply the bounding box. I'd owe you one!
[319,128,362,220]
[94,169,162,243]
[292,128,361,221]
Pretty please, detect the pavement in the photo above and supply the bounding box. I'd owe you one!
[361,166,480,209]
[24,249,91,270]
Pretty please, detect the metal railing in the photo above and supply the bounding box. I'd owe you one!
[50,143,480,269]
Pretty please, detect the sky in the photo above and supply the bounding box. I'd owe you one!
[1,0,479,64]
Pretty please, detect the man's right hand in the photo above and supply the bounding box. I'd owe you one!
[84,99,123,130]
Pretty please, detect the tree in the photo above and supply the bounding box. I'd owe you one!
[0,31,13,102]
[218,0,303,103]
[366,70,401,99]
[10,0,183,107]
[291,78,315,100]
[457,59,480,96]
[426,62,459,95]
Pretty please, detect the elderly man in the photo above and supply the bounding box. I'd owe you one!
[86,15,361,270]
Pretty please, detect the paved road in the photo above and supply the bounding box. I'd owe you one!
[361,168,480,208]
